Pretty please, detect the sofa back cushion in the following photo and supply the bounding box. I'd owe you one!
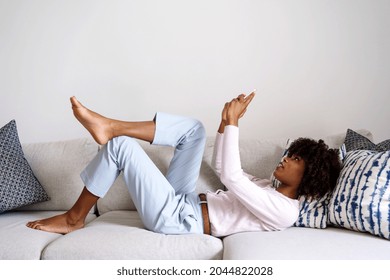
[17,138,98,212]
[96,141,173,213]
[97,130,372,215]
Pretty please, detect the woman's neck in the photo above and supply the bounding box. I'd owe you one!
[276,184,298,199]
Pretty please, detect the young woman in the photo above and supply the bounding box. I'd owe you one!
[26,93,341,237]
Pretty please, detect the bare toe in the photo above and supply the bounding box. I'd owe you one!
[26,221,39,228]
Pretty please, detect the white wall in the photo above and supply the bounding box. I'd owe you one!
[1,0,389,144]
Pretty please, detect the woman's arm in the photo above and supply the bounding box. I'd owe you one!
[211,102,229,177]
[219,92,298,227]
[211,132,223,178]
[215,91,255,179]
[220,125,298,228]
[218,91,255,181]
[219,91,255,183]
[212,92,255,176]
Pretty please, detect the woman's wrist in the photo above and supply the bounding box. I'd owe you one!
[226,116,239,127]
[218,120,226,134]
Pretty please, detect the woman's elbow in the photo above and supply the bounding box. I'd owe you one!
[220,172,238,187]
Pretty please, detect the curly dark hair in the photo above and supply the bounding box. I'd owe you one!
[287,138,341,199]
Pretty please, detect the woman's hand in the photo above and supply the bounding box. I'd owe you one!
[225,91,255,126]
[218,91,256,133]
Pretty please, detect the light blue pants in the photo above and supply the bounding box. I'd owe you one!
[80,112,206,234]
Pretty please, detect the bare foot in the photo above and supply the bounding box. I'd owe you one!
[26,212,85,234]
[70,96,114,145]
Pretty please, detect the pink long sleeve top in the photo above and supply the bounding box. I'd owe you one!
[206,125,299,237]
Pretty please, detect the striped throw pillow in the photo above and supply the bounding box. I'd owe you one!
[294,194,329,228]
[328,150,390,239]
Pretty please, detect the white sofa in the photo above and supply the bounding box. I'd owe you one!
[1,131,389,260]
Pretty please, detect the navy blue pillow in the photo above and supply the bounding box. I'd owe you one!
[344,129,390,152]
[0,120,49,213]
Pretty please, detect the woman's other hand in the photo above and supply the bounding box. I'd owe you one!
[226,91,255,126]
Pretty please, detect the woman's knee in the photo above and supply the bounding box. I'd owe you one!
[107,136,140,158]
[110,135,137,147]
[191,119,206,141]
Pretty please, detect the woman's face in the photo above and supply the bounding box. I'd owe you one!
[273,155,306,187]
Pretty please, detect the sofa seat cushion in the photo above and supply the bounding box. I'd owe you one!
[222,227,390,260]
[0,211,96,259]
[42,210,223,260]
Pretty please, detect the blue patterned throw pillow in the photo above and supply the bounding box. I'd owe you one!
[328,150,390,239]
[294,194,330,228]
[344,129,390,152]
[0,120,49,213]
